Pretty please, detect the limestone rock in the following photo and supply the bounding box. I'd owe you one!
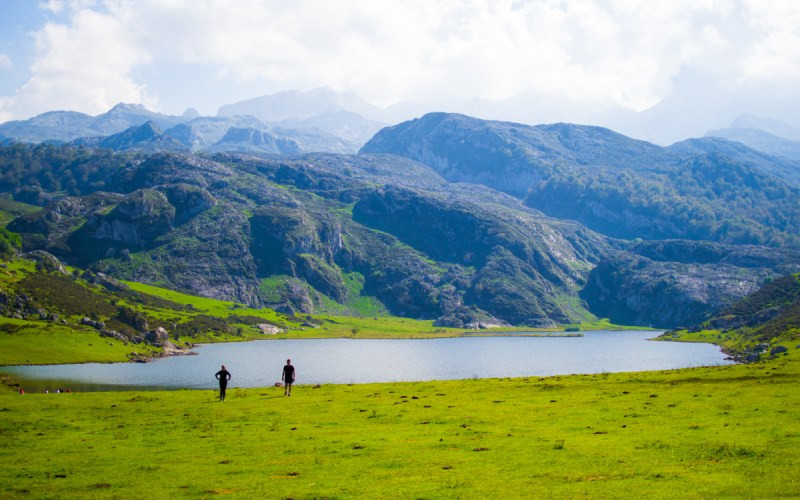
[257,323,284,335]
[22,251,67,274]
[80,317,105,330]
[145,326,170,346]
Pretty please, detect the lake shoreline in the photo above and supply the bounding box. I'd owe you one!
[0,330,600,367]
[2,331,733,392]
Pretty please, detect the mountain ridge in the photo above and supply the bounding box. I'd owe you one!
[362,113,800,246]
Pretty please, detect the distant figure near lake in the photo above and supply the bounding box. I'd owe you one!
[215,364,231,401]
[282,359,295,396]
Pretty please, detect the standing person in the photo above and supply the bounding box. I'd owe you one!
[282,359,295,396]
[215,364,231,401]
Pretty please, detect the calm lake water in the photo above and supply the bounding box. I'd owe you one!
[2,331,732,391]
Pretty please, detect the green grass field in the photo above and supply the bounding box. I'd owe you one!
[1,350,798,498]
[0,318,155,365]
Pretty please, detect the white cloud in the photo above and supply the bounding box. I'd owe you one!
[2,2,155,119]
[2,0,800,121]
[0,54,11,68]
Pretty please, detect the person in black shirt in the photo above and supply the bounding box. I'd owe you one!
[215,364,231,401]
[282,359,295,396]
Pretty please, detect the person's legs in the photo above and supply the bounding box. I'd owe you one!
[220,383,226,401]
[286,382,292,396]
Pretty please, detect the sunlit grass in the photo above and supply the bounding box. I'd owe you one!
[1,351,798,498]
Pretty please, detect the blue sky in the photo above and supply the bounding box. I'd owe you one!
[0,0,45,96]
[1,0,800,140]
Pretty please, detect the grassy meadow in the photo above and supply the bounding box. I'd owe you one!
[1,347,798,498]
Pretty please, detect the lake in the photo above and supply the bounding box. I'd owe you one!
[2,331,732,391]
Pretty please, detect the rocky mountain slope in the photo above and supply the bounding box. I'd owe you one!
[1,143,793,328]
[2,146,619,326]
[581,242,799,328]
[705,273,800,336]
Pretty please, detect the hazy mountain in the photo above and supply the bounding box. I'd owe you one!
[0,104,188,144]
[217,87,387,149]
[277,110,385,148]
[96,121,189,153]
[729,114,800,141]
[0,98,371,154]
[704,128,800,162]
[87,103,186,135]
[0,110,97,143]
[205,127,302,155]
[218,86,384,122]
[705,115,800,163]
[164,115,269,151]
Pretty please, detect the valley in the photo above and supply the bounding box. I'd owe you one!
[0,101,798,500]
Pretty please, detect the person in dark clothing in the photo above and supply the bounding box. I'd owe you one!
[215,364,231,401]
[282,359,295,396]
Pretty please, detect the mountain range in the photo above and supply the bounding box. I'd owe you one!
[0,89,386,155]
[1,97,799,329]
[4,85,800,155]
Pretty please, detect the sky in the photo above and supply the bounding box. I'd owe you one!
[1,0,800,141]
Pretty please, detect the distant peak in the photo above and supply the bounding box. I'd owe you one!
[109,102,148,112]
[182,107,200,119]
